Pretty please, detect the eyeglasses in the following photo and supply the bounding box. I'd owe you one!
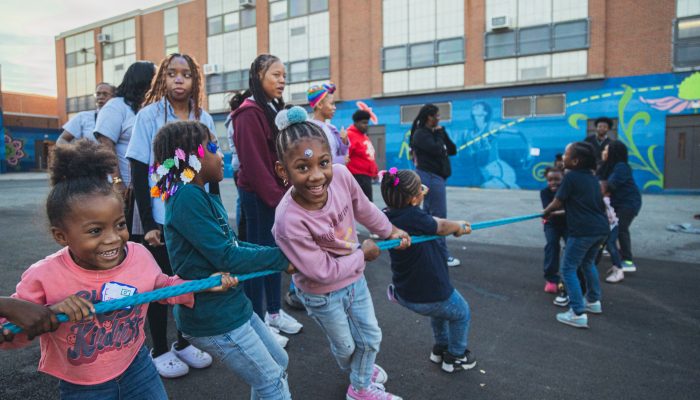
[420,184,429,195]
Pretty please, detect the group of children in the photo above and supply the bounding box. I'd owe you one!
[0,53,480,400]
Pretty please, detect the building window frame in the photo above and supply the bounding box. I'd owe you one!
[65,48,96,68]
[66,94,95,114]
[400,102,453,125]
[206,69,249,94]
[208,8,256,36]
[484,19,589,60]
[269,0,328,22]
[502,93,566,119]
[673,15,700,68]
[285,56,330,84]
[102,38,135,61]
[382,37,465,72]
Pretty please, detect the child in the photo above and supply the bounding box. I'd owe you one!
[597,141,642,275]
[0,140,234,399]
[271,107,410,400]
[125,53,216,377]
[599,189,624,283]
[540,167,566,293]
[230,54,302,347]
[543,142,609,329]
[380,168,477,373]
[307,82,349,165]
[155,121,294,399]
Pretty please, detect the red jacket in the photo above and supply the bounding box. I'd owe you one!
[346,125,378,178]
[231,99,287,208]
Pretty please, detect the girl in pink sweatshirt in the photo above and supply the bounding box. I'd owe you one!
[271,107,410,400]
[0,140,233,399]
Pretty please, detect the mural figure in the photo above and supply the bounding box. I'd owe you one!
[640,72,700,114]
[4,132,26,168]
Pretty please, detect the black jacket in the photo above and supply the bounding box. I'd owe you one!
[411,126,457,179]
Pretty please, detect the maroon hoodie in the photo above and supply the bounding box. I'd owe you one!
[231,98,287,208]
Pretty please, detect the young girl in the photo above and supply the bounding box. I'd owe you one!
[307,82,349,165]
[230,54,302,346]
[380,168,477,373]
[0,139,233,399]
[543,142,609,329]
[540,167,566,293]
[598,141,642,276]
[271,107,410,400]
[154,121,294,399]
[125,53,216,377]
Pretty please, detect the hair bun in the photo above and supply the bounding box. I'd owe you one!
[275,106,308,130]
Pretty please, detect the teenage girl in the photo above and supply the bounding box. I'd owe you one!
[381,168,477,374]
[272,107,410,400]
[154,121,294,399]
[230,54,302,346]
[0,139,233,399]
[543,142,609,329]
[125,54,216,378]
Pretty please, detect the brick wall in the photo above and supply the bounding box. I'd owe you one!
[3,92,58,116]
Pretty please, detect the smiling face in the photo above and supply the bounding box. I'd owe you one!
[261,61,286,100]
[546,170,563,192]
[51,193,129,271]
[277,137,333,211]
[166,56,193,103]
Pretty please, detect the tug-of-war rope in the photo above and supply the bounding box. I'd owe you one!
[3,213,543,334]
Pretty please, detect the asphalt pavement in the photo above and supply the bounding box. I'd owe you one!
[0,178,698,399]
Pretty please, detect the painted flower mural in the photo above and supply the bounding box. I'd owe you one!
[4,133,26,167]
[640,72,700,113]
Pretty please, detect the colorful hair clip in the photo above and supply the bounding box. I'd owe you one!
[197,144,205,158]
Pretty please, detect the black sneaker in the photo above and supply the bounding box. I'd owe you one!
[284,291,305,311]
[553,283,570,307]
[429,344,447,364]
[441,350,477,373]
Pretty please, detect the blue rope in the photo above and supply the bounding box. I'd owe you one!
[2,213,542,335]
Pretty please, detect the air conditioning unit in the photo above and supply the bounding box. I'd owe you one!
[97,33,111,43]
[239,0,255,8]
[203,63,221,75]
[490,16,512,31]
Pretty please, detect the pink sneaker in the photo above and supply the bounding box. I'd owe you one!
[371,364,388,385]
[544,281,558,294]
[346,384,403,400]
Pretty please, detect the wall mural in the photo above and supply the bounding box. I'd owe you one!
[4,131,26,169]
[332,72,698,192]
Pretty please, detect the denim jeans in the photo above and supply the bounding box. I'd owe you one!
[606,226,622,267]
[543,224,567,283]
[416,169,451,260]
[239,188,282,318]
[561,235,606,314]
[296,276,381,390]
[58,345,167,400]
[395,289,471,357]
[185,314,291,400]
[616,208,637,261]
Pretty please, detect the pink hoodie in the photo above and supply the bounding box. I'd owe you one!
[1,242,194,385]
[272,164,392,294]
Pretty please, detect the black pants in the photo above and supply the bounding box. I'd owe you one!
[616,208,637,261]
[353,174,373,201]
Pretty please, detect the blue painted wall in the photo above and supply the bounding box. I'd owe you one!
[3,126,61,172]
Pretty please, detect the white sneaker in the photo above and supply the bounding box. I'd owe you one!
[605,266,624,283]
[171,343,212,369]
[447,257,461,267]
[265,309,303,334]
[152,349,189,378]
[268,325,289,348]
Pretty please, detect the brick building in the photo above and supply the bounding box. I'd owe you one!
[54,0,700,191]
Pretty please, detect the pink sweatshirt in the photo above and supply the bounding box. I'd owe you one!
[1,242,194,385]
[272,164,392,294]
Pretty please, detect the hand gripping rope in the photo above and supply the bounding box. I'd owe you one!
[2,213,543,335]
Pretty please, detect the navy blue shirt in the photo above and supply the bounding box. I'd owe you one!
[384,206,453,303]
[556,170,609,237]
[540,187,566,229]
[607,162,642,214]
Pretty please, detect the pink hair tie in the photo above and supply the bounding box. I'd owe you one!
[197,144,205,158]
[388,167,400,186]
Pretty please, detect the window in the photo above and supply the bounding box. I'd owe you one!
[410,42,435,68]
[485,19,588,59]
[241,8,256,28]
[164,7,178,54]
[66,48,95,68]
[674,16,700,67]
[289,61,309,82]
[382,37,464,71]
[309,57,330,80]
[503,94,565,118]
[103,38,135,60]
[165,34,178,55]
[269,0,327,21]
[383,46,408,71]
[224,13,240,32]
[206,69,249,94]
[208,8,255,36]
[284,57,330,83]
[66,94,95,113]
[437,38,464,64]
[400,102,452,124]
[208,15,223,35]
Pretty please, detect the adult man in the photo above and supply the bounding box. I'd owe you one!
[57,82,115,144]
[346,110,378,201]
[585,117,614,166]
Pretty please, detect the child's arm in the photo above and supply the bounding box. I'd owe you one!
[435,218,471,237]
[277,236,366,285]
[0,297,59,343]
[543,198,563,218]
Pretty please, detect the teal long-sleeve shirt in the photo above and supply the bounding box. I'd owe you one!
[164,183,289,337]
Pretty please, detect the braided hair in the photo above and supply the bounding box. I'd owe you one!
[46,139,119,228]
[381,169,422,209]
[567,141,598,171]
[143,54,203,120]
[275,120,329,162]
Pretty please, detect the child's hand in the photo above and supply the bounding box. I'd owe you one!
[49,295,95,323]
[454,221,472,237]
[0,298,60,341]
[144,229,163,247]
[361,239,380,261]
[286,263,297,274]
[206,272,238,293]
[388,227,411,250]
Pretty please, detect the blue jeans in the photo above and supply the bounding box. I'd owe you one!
[396,289,471,357]
[296,276,381,390]
[606,226,622,267]
[561,235,606,314]
[416,169,451,260]
[239,188,282,318]
[543,224,567,283]
[58,345,167,400]
[185,314,291,400]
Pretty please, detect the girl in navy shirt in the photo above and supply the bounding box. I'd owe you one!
[544,142,608,329]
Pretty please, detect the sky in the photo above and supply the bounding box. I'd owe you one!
[0,0,169,96]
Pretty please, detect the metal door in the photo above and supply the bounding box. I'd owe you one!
[367,125,386,171]
[665,115,700,189]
